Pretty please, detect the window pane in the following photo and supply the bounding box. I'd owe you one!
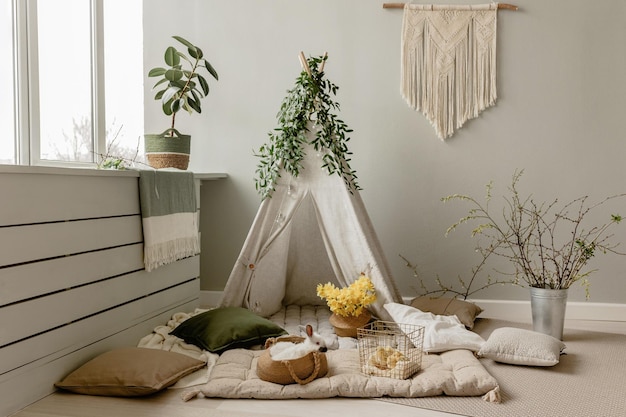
[103,0,144,166]
[37,0,93,162]
[0,0,15,164]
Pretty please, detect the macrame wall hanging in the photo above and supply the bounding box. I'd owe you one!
[384,3,518,140]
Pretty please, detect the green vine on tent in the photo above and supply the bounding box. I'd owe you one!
[254,54,361,200]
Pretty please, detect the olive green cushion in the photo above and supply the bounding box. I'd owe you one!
[170,307,287,353]
[55,347,205,397]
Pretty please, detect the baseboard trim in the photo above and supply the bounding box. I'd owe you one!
[403,296,626,323]
[201,291,625,323]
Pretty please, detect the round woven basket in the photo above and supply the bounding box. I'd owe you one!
[328,310,372,338]
[146,153,190,170]
[144,129,191,170]
[257,336,328,385]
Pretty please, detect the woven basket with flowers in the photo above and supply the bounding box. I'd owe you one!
[317,274,377,337]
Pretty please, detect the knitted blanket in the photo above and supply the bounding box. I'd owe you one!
[138,170,199,271]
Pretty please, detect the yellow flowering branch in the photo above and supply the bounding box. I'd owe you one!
[316,274,377,317]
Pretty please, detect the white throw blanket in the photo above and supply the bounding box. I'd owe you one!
[138,308,218,388]
[138,170,200,271]
[401,3,498,139]
[384,303,486,353]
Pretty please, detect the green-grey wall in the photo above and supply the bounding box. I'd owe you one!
[144,0,626,304]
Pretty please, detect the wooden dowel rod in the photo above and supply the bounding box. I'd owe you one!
[498,3,518,10]
[383,3,518,10]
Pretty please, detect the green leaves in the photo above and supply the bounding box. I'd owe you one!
[204,60,219,81]
[164,68,184,82]
[148,67,166,77]
[164,46,180,67]
[198,75,210,96]
[254,54,361,199]
[148,36,218,130]
[172,35,193,49]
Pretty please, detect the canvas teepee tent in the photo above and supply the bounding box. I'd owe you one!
[218,54,402,321]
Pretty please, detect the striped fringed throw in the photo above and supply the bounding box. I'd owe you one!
[139,170,199,272]
[401,3,498,140]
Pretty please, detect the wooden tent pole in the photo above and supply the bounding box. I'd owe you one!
[319,52,328,73]
[299,51,312,77]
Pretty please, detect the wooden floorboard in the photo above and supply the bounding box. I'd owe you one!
[10,390,438,417]
[11,391,238,417]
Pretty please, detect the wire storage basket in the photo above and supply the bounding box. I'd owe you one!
[357,320,424,379]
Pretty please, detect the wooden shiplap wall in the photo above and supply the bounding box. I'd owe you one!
[0,166,200,416]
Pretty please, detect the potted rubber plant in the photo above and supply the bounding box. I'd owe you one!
[146,35,218,169]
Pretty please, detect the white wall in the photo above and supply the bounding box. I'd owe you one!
[144,0,626,304]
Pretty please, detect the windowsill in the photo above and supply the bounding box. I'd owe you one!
[0,164,228,180]
[194,172,229,181]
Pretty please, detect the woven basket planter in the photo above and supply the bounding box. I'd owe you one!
[328,310,372,338]
[144,129,191,170]
[257,335,328,385]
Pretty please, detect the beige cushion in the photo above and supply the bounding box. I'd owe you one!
[55,347,206,396]
[410,296,483,329]
[477,327,566,366]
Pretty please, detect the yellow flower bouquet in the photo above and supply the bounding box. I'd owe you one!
[316,274,377,317]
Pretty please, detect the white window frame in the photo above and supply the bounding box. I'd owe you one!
[13,0,107,167]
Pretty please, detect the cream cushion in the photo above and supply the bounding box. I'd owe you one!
[478,327,566,366]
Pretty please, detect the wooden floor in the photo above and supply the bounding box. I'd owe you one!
[10,319,626,417]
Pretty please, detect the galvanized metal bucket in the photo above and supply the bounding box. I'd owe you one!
[530,287,568,340]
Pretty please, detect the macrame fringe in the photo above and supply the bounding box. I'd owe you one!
[144,236,200,272]
[482,385,501,403]
[401,5,498,140]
